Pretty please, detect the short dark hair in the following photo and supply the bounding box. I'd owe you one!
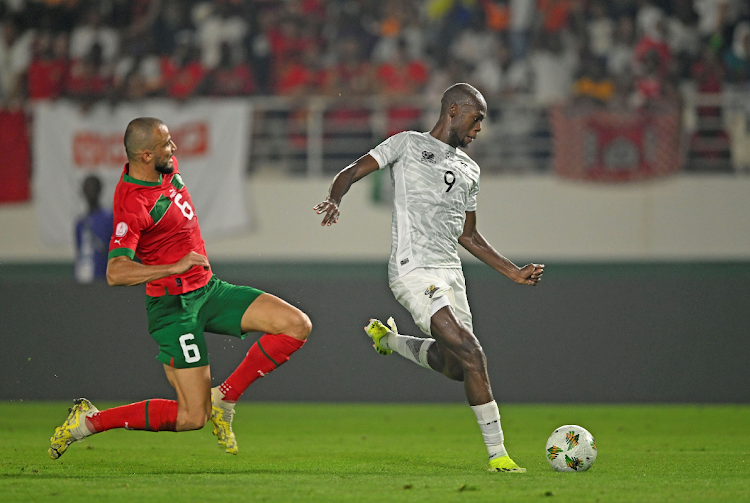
[124,117,165,161]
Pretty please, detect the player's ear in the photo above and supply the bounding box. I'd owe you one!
[449,103,458,118]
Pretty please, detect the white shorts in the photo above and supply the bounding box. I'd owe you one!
[389,267,473,336]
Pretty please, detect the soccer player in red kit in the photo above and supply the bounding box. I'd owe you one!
[49,117,312,459]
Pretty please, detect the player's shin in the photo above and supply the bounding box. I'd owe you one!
[470,400,508,460]
[382,333,435,370]
[86,399,178,433]
[218,333,306,403]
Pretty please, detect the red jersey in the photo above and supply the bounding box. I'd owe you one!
[108,157,211,296]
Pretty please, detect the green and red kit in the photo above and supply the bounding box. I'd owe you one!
[107,156,212,296]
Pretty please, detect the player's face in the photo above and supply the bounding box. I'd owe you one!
[452,101,486,148]
[152,125,177,175]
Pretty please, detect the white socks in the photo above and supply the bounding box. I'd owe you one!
[380,332,435,370]
[471,400,507,460]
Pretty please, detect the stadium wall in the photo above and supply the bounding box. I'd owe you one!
[1,174,750,262]
[1,261,748,404]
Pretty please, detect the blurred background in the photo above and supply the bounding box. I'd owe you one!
[1,0,749,404]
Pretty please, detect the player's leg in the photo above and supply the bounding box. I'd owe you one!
[49,292,213,460]
[163,364,212,430]
[213,292,311,403]
[204,280,311,453]
[47,366,209,460]
[428,305,524,472]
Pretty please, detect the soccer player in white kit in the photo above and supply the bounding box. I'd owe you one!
[314,83,544,472]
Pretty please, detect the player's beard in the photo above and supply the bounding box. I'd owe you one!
[155,157,174,175]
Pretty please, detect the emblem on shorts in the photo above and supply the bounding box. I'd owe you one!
[115,222,128,237]
[424,285,437,298]
[421,151,436,164]
[400,258,410,266]
[175,277,182,287]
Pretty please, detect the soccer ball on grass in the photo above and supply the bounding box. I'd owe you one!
[545,424,597,472]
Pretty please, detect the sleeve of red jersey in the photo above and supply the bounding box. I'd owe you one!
[108,197,146,261]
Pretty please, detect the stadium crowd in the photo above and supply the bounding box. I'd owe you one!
[0,0,748,108]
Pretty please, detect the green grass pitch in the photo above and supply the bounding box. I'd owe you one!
[2,402,749,502]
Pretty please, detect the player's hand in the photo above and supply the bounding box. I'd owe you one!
[173,251,210,275]
[514,263,544,286]
[314,197,340,226]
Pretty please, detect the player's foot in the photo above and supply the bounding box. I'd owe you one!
[364,317,397,355]
[210,387,238,455]
[48,398,98,460]
[488,455,527,473]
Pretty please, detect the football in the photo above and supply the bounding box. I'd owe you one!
[545,425,597,472]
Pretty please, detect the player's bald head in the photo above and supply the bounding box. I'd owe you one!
[440,83,486,116]
[124,117,166,161]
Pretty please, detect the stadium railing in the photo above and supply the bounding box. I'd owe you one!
[246,89,750,177]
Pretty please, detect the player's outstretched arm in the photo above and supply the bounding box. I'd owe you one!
[458,211,544,286]
[314,154,380,226]
[106,251,210,287]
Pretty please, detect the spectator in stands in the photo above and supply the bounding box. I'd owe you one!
[723,21,750,83]
[528,32,578,105]
[573,54,615,105]
[69,6,119,66]
[0,17,33,107]
[375,39,429,96]
[450,15,497,69]
[274,43,323,97]
[64,43,112,105]
[482,0,511,34]
[324,37,373,96]
[26,30,68,100]
[509,0,536,60]
[693,0,743,48]
[538,0,574,35]
[470,36,531,98]
[632,48,665,107]
[74,174,113,284]
[608,15,637,78]
[376,38,429,136]
[666,0,700,79]
[160,31,208,100]
[113,37,163,101]
[633,7,672,78]
[196,1,249,70]
[587,1,615,59]
[152,0,194,57]
[207,41,255,96]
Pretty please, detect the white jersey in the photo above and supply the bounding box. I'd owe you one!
[368,131,481,284]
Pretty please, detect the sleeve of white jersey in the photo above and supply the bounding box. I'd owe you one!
[466,178,480,212]
[367,131,410,170]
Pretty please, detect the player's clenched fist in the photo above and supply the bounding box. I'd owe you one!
[514,263,544,286]
[173,251,210,274]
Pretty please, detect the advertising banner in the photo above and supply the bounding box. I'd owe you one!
[33,99,251,246]
[551,105,682,181]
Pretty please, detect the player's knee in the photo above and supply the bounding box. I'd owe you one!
[287,310,312,341]
[178,411,209,431]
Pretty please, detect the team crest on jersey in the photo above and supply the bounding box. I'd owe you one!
[424,285,437,298]
[115,222,128,237]
[421,151,436,164]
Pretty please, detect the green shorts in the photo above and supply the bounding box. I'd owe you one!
[146,275,264,368]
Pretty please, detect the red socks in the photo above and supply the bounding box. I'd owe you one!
[219,333,306,403]
[84,334,305,433]
[86,399,178,433]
